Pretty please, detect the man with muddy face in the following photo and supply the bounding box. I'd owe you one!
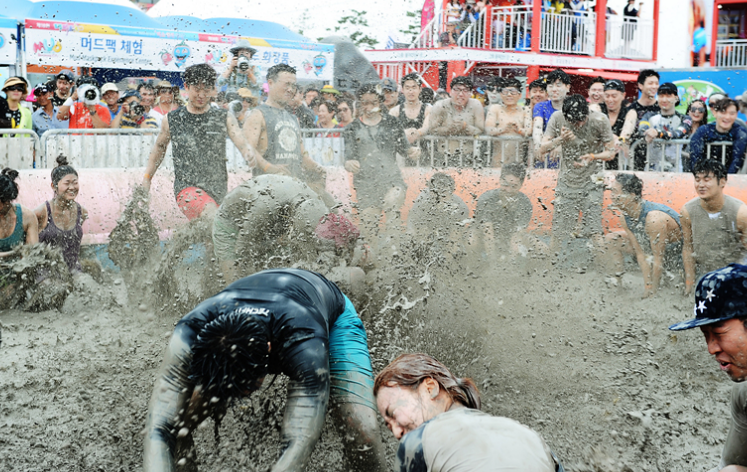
[670,265,747,472]
[681,159,747,296]
[244,63,331,205]
[141,63,260,221]
[532,69,572,167]
[143,269,387,472]
[540,94,616,255]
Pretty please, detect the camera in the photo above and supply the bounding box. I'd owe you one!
[129,101,145,117]
[237,56,251,72]
[77,84,100,106]
[228,100,244,114]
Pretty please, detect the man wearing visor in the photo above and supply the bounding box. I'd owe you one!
[670,264,747,472]
[0,77,32,131]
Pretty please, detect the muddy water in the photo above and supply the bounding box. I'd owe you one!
[0,228,732,471]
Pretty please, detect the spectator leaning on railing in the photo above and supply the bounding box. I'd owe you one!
[31,83,67,137]
[637,82,693,172]
[598,79,637,170]
[0,77,32,131]
[689,98,747,173]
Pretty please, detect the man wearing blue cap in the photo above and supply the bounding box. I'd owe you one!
[670,264,747,472]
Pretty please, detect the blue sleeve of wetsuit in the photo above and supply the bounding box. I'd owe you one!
[689,126,706,171]
[729,127,747,173]
[272,336,330,472]
[395,425,428,472]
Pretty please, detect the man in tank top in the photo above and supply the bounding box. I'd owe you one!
[142,64,260,221]
[388,73,431,145]
[681,159,747,295]
[605,173,682,298]
[243,63,332,206]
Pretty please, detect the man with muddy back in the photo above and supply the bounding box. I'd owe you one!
[143,268,387,472]
[243,63,332,206]
[142,64,260,221]
[669,264,747,472]
[681,159,747,295]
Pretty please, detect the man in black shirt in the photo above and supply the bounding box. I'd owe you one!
[143,269,387,472]
[142,63,260,220]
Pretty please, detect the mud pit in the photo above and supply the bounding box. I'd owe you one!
[0,234,733,472]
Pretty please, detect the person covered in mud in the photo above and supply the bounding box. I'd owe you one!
[143,268,388,472]
[343,83,420,238]
[669,264,747,472]
[33,156,87,272]
[407,172,469,240]
[428,76,485,165]
[374,353,564,472]
[539,94,616,257]
[681,159,747,295]
[474,162,545,256]
[485,77,532,167]
[243,63,332,206]
[142,63,260,220]
[605,173,682,297]
[0,168,38,258]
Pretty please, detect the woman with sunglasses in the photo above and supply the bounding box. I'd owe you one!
[152,80,181,116]
[686,99,708,135]
[485,77,532,166]
[0,77,32,131]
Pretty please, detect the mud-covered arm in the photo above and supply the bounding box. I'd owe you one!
[721,384,747,469]
[143,324,196,472]
[272,337,330,472]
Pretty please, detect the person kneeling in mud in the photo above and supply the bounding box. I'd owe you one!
[374,353,564,472]
[143,268,388,472]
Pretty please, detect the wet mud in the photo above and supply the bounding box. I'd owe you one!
[0,227,733,471]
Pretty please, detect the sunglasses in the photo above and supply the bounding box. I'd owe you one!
[486,85,500,92]
[5,85,25,92]
[690,107,705,113]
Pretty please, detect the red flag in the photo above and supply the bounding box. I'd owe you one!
[421,0,435,30]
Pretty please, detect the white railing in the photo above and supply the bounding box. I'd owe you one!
[410,12,443,49]
[605,16,654,60]
[715,39,747,67]
[0,129,40,170]
[41,128,161,169]
[419,135,532,168]
[540,10,595,55]
[301,128,345,167]
[457,19,481,48]
[491,5,532,51]
[628,139,744,173]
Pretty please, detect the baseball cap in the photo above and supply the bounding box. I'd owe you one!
[381,78,397,92]
[101,83,119,94]
[55,71,74,82]
[237,88,253,99]
[658,82,678,96]
[33,83,52,96]
[320,84,341,96]
[604,79,625,93]
[118,90,141,103]
[669,264,747,331]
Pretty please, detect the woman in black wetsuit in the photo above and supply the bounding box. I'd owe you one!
[143,269,387,472]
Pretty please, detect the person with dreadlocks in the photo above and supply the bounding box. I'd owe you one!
[143,268,387,472]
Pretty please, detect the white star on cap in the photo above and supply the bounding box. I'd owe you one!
[697,300,707,313]
[706,290,715,301]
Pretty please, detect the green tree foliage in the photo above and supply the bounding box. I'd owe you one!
[319,9,379,48]
[399,10,423,44]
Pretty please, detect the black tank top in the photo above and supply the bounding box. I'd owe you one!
[398,102,426,130]
[168,106,229,202]
[254,104,303,178]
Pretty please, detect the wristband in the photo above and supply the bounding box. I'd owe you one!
[590,153,595,160]
[143,173,152,181]
[63,97,74,107]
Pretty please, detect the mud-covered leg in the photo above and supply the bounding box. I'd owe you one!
[329,401,387,472]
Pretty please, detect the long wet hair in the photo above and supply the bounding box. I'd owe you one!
[374,353,481,410]
[0,167,19,203]
[189,311,271,405]
[51,155,78,188]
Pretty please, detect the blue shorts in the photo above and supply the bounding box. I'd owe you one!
[328,295,377,411]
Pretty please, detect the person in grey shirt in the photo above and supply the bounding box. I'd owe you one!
[539,94,616,254]
[669,264,747,472]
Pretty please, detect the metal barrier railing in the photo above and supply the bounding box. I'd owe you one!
[605,15,654,60]
[628,139,742,172]
[410,11,443,48]
[0,129,41,170]
[41,128,161,169]
[492,5,532,51]
[301,128,344,167]
[419,135,530,168]
[540,11,595,56]
[716,39,747,67]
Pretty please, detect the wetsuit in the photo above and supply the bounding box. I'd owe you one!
[688,122,747,173]
[395,407,562,472]
[623,200,682,270]
[144,269,382,472]
[0,204,25,252]
[38,201,83,272]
